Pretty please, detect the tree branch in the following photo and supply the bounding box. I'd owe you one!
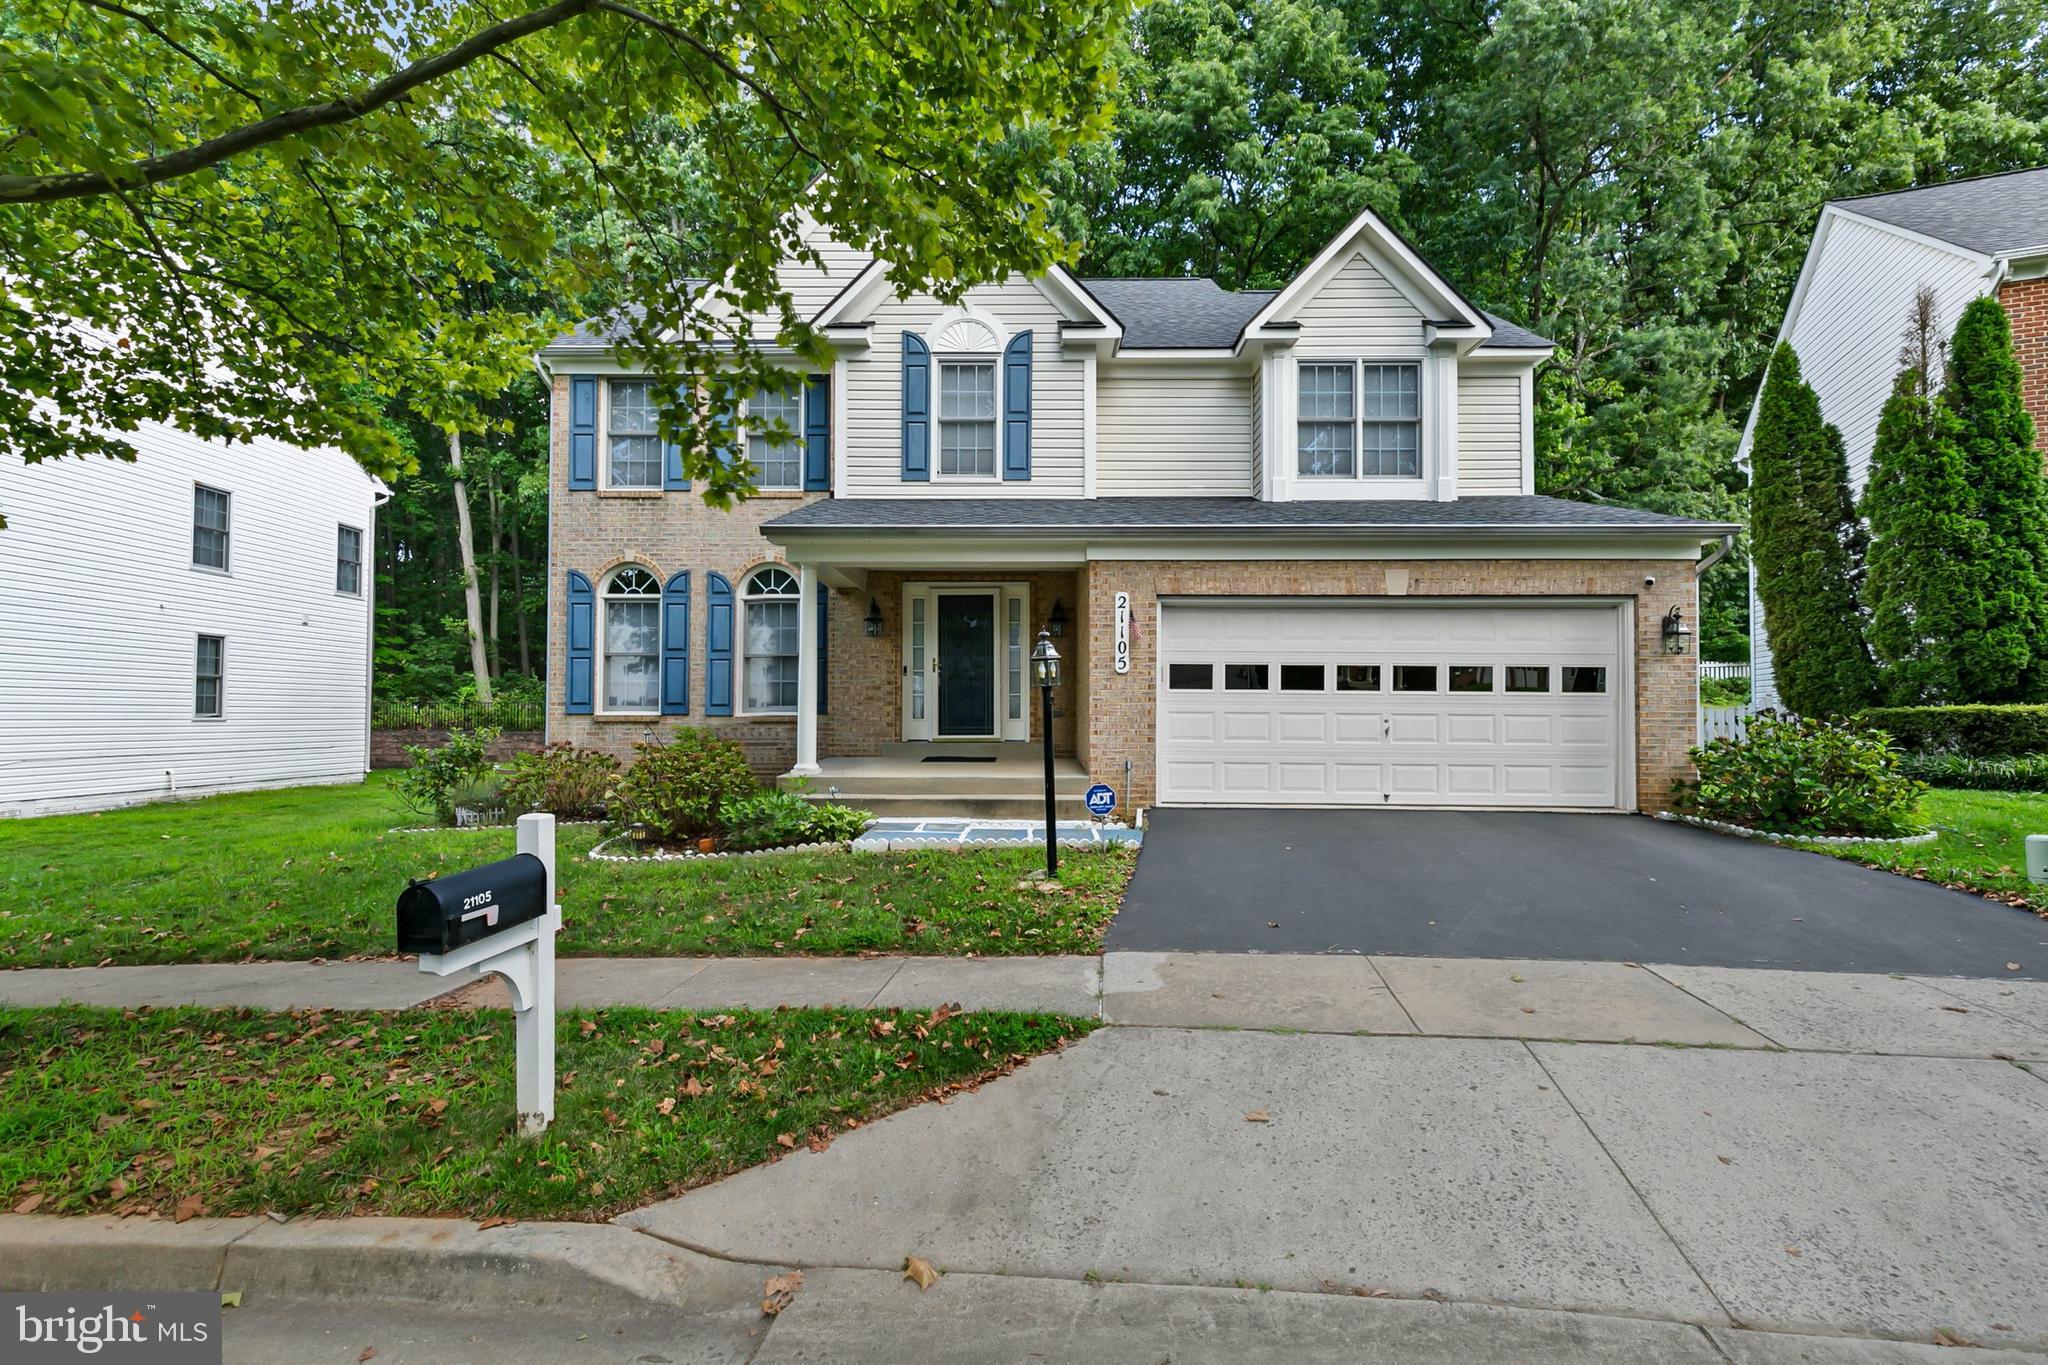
[0,0,602,204]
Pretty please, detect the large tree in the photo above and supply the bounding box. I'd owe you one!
[1749,344,1875,715]
[1943,295,2048,701]
[0,0,1129,523]
[1861,298,1983,704]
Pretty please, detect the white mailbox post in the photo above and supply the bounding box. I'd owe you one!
[414,812,561,1135]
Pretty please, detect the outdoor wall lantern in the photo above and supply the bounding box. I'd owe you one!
[1031,629,1062,879]
[1662,605,1694,655]
[1046,597,1068,638]
[863,597,885,637]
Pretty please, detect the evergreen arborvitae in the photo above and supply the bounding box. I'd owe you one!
[1943,296,2048,702]
[1749,343,1877,716]
[1861,367,1983,703]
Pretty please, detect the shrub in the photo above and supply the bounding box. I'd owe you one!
[1897,752,2048,793]
[393,727,501,826]
[718,789,821,851]
[501,744,621,821]
[1674,712,1925,838]
[804,802,873,844]
[1857,704,2048,757]
[1699,675,1751,708]
[611,729,758,845]
[372,694,544,732]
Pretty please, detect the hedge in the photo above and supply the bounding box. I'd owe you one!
[1897,752,2048,792]
[1858,704,2048,757]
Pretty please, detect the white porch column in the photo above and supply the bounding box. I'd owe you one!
[792,561,821,776]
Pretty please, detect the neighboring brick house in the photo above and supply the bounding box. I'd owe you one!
[1740,166,2048,710]
[537,205,1734,817]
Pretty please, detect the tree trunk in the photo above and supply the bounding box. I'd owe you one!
[484,462,503,678]
[446,428,495,705]
[508,491,532,676]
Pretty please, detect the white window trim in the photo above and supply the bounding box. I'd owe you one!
[603,378,663,491]
[926,307,1008,484]
[598,565,661,715]
[336,523,365,597]
[739,564,803,717]
[194,633,225,721]
[740,384,806,492]
[1294,357,1426,485]
[192,483,232,574]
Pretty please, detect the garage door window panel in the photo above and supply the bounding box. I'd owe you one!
[1507,666,1550,693]
[1336,665,1382,692]
[1562,666,1608,694]
[1393,665,1437,692]
[1449,666,1494,693]
[1280,664,1326,691]
[1224,664,1270,691]
[1168,663,1214,691]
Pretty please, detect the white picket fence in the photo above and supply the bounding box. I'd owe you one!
[1698,705,1751,745]
[1700,661,1752,681]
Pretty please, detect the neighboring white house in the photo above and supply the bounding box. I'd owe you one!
[1740,166,2048,709]
[0,423,386,816]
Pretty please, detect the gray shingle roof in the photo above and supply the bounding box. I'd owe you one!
[1480,311,1554,350]
[764,495,1732,534]
[550,303,647,349]
[1836,167,2048,257]
[1078,278,1279,349]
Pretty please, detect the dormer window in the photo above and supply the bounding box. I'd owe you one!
[939,362,998,477]
[1298,360,1421,480]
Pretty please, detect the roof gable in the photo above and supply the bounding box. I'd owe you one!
[1835,167,2048,259]
[1246,205,1490,340]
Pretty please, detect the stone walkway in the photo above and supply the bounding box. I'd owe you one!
[6,953,2048,1057]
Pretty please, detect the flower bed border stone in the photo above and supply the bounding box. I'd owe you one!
[585,832,851,863]
[1655,810,1938,847]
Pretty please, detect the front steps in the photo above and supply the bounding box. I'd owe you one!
[787,741,1099,820]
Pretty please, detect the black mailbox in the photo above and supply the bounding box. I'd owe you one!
[396,853,548,955]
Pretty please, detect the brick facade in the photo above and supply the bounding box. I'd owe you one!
[1079,559,1700,812]
[1997,276,2048,457]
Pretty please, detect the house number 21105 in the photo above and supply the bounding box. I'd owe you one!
[1113,592,1131,674]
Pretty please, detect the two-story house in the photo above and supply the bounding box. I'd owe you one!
[537,206,1735,817]
[0,423,385,816]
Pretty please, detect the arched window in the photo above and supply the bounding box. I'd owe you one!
[928,309,1004,480]
[602,566,661,712]
[741,565,801,714]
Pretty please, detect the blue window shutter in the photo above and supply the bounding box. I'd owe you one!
[901,334,930,481]
[816,581,829,715]
[1003,331,1033,481]
[565,570,595,714]
[663,386,688,491]
[568,377,597,490]
[804,373,831,492]
[705,571,734,716]
[660,570,691,715]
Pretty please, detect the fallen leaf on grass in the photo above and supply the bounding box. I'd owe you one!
[477,1215,517,1231]
[12,1194,43,1214]
[173,1195,203,1224]
[904,1255,940,1291]
[657,1097,676,1116]
[761,1271,803,1316]
[1244,1109,1271,1123]
[776,1133,797,1149]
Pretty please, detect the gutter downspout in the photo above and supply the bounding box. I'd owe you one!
[533,355,555,749]
[1696,532,1734,576]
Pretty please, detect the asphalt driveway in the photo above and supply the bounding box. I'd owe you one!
[1110,808,2048,978]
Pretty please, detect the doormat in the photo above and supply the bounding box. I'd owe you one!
[921,755,998,763]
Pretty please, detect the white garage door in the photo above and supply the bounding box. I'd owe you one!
[1158,601,1627,809]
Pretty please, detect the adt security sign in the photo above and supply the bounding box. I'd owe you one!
[1084,783,1117,817]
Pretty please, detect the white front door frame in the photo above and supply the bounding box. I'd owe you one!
[900,581,1031,742]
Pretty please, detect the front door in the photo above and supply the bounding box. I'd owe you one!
[936,593,997,737]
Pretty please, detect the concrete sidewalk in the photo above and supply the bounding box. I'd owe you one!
[6,952,2048,1057]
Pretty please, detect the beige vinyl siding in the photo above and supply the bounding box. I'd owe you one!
[1096,368,1255,496]
[776,233,874,322]
[841,279,1086,496]
[1457,372,1525,494]
[1289,251,1426,357]
[1249,369,1263,495]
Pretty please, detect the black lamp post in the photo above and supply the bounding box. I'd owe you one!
[1031,629,1062,879]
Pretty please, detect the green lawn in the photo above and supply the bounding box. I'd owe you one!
[0,1004,1091,1221]
[0,776,1134,968]
[1800,788,2048,912]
